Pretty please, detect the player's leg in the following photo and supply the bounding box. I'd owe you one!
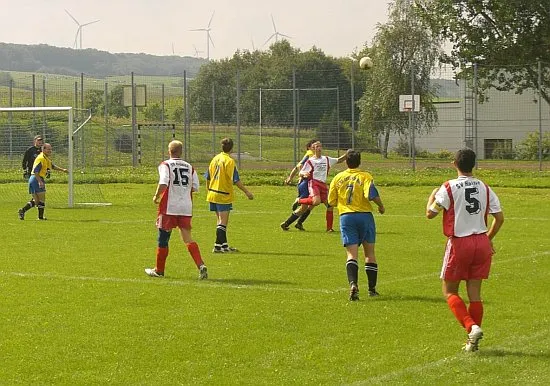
[179,219,208,279]
[466,234,492,327]
[19,177,40,219]
[294,181,313,230]
[325,204,334,232]
[281,203,307,231]
[145,228,172,277]
[359,213,379,295]
[213,205,235,252]
[341,214,360,300]
[35,192,46,220]
[466,279,483,325]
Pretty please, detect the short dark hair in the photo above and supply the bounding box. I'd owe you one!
[221,138,234,153]
[454,148,476,173]
[305,139,318,149]
[346,150,361,168]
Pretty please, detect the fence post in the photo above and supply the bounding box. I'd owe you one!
[212,83,216,155]
[351,60,355,149]
[236,69,241,169]
[104,82,108,165]
[131,71,137,167]
[293,67,297,165]
[538,60,543,171]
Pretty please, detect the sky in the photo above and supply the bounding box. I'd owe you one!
[0,0,390,60]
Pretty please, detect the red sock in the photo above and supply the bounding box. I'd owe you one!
[468,301,484,327]
[156,247,168,273]
[187,242,204,268]
[447,294,476,332]
[298,197,313,205]
[326,210,333,230]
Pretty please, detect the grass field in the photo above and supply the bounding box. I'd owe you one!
[1,182,549,384]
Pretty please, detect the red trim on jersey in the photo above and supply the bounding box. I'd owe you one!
[442,181,455,237]
[324,156,330,177]
[158,161,170,215]
[484,183,490,227]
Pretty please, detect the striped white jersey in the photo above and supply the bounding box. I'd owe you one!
[301,156,339,183]
[157,158,199,216]
[431,175,501,237]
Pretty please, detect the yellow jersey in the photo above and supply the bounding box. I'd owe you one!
[206,152,239,204]
[32,152,52,179]
[328,168,379,214]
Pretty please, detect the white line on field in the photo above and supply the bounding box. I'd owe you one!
[2,251,546,294]
[347,328,549,385]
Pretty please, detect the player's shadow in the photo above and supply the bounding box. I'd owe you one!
[243,251,329,257]
[480,349,550,359]
[374,294,444,304]
[207,278,296,286]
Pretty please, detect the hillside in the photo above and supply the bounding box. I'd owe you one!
[0,42,207,78]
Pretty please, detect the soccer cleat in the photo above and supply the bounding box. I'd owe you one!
[368,289,380,297]
[144,268,164,278]
[212,248,225,253]
[199,265,208,280]
[223,246,238,253]
[326,229,335,233]
[37,217,47,221]
[463,325,483,352]
[280,222,290,231]
[349,282,359,301]
[18,209,25,220]
[294,223,305,231]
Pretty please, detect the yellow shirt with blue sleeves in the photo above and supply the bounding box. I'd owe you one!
[205,152,240,204]
[328,168,379,214]
[32,152,52,178]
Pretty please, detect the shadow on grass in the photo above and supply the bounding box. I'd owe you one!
[373,293,444,303]
[480,349,550,359]
[206,278,296,286]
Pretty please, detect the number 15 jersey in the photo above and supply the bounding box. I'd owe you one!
[158,158,200,216]
[432,175,501,237]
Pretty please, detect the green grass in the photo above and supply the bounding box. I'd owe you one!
[0,182,549,384]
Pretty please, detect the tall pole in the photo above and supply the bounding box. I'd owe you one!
[292,68,297,165]
[236,70,241,169]
[538,60,543,171]
[411,63,416,172]
[350,60,355,149]
[131,71,137,167]
[259,88,262,160]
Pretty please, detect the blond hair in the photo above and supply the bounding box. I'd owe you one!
[169,140,183,157]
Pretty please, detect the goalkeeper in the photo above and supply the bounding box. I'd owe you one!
[22,135,43,180]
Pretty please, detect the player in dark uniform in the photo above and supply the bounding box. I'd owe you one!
[22,135,44,180]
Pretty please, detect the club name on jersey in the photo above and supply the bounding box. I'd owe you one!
[454,180,480,189]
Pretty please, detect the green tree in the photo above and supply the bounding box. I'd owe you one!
[515,131,550,160]
[0,71,13,87]
[144,102,164,121]
[358,0,442,157]
[109,85,130,118]
[417,0,550,103]
[85,89,104,115]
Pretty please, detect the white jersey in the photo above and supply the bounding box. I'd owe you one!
[301,156,339,183]
[432,175,501,237]
[157,158,199,216]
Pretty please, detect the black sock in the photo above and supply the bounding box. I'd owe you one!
[365,263,378,291]
[22,201,34,212]
[283,212,300,226]
[346,259,359,285]
[216,224,227,248]
[297,209,311,225]
[37,202,45,219]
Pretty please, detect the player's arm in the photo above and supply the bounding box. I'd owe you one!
[33,163,45,187]
[336,150,351,164]
[299,162,312,179]
[285,165,300,185]
[235,180,253,200]
[153,184,167,204]
[426,187,441,219]
[328,178,338,208]
[487,211,504,241]
[52,163,68,173]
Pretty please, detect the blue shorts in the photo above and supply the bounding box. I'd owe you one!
[28,175,45,194]
[339,212,376,246]
[297,179,309,199]
[209,202,233,212]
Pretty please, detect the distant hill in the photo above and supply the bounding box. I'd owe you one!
[0,43,207,78]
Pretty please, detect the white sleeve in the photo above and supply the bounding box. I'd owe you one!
[328,156,339,167]
[301,161,312,174]
[433,185,450,211]
[488,187,501,213]
[158,163,170,185]
[192,169,199,192]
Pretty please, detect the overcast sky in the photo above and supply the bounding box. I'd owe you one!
[0,0,390,59]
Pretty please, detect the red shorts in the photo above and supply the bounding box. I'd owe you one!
[156,214,192,230]
[440,233,492,281]
[308,179,328,203]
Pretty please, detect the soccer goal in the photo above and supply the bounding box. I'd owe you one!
[0,106,110,208]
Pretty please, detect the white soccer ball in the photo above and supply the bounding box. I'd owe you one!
[359,56,373,69]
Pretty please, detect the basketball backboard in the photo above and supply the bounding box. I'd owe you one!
[399,94,420,112]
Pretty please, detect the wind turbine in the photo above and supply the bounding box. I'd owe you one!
[190,11,215,61]
[65,9,100,49]
[263,14,291,47]
[193,44,204,58]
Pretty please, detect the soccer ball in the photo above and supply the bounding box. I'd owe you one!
[359,56,373,69]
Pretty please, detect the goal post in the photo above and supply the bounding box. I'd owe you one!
[0,106,109,208]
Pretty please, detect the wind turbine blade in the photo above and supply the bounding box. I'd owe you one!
[73,30,79,49]
[82,20,100,27]
[263,34,276,47]
[65,9,80,25]
[189,28,207,31]
[209,34,215,48]
[208,11,215,28]
[279,33,292,39]
[271,14,277,32]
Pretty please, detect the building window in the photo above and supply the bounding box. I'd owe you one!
[484,139,513,159]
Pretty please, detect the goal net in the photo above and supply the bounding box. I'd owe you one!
[0,107,110,208]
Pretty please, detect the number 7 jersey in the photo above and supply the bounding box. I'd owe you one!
[432,175,501,237]
[158,158,200,216]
